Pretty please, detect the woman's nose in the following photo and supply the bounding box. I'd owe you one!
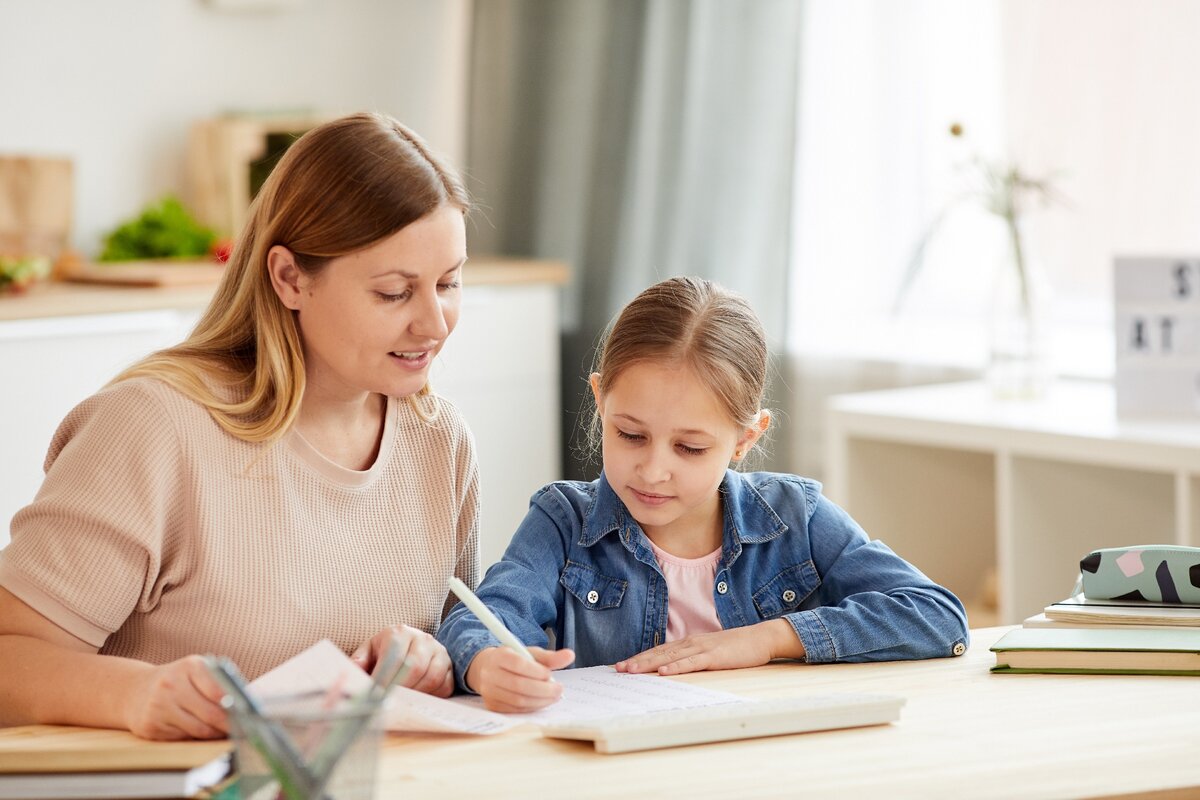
[410,288,450,339]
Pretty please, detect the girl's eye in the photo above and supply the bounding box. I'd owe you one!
[616,429,644,442]
[677,444,708,456]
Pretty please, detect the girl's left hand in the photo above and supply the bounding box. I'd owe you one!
[351,624,454,697]
[615,619,806,676]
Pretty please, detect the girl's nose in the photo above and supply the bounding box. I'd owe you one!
[638,447,671,484]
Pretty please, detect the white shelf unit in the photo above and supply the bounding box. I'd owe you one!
[825,380,1200,625]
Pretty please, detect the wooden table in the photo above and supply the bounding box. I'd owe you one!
[375,626,1200,799]
[2,627,1197,799]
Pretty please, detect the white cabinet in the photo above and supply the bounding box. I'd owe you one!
[825,380,1200,625]
[0,267,564,566]
[432,281,561,570]
[0,310,204,547]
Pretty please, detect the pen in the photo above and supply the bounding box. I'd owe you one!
[202,656,319,800]
[447,576,535,662]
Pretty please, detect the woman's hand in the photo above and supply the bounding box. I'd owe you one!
[352,624,454,697]
[465,646,575,713]
[615,619,806,676]
[123,656,228,740]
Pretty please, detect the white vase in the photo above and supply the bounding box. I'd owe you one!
[986,220,1052,400]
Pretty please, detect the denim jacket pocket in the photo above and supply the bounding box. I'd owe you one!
[752,562,820,619]
[560,561,628,610]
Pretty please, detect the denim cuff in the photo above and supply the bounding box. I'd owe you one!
[786,609,836,663]
[448,633,502,694]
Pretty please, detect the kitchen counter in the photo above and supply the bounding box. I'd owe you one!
[0,257,568,321]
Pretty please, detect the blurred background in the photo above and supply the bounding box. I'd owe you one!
[4,1,1200,616]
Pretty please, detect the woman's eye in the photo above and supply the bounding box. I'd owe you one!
[437,280,461,292]
[616,430,644,442]
[376,290,411,303]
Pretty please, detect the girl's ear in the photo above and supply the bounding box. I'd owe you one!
[733,409,771,462]
[267,245,305,310]
[589,372,604,414]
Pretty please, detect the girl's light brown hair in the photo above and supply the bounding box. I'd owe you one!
[112,112,469,443]
[588,276,769,463]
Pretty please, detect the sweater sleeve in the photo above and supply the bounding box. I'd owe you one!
[0,380,188,647]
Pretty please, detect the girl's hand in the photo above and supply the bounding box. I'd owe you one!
[465,646,575,713]
[615,619,806,676]
[352,624,454,697]
[124,656,228,740]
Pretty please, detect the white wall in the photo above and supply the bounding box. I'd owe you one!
[0,0,471,257]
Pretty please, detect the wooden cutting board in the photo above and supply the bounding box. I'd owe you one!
[60,258,227,287]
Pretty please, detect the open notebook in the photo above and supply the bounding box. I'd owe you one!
[250,641,904,750]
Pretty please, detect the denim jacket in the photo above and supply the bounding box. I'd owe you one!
[438,471,969,691]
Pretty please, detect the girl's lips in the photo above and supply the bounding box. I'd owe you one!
[631,487,673,507]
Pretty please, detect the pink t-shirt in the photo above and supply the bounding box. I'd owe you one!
[647,540,724,642]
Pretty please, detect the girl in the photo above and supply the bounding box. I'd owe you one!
[438,276,968,712]
[0,113,478,739]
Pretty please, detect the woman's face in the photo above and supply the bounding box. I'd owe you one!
[281,204,467,401]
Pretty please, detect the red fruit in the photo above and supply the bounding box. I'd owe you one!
[211,239,234,264]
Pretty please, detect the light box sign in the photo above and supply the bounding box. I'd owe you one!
[1114,256,1200,417]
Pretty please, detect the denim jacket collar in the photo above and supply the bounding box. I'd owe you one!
[579,470,789,553]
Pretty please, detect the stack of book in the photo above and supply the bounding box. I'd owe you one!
[0,726,232,799]
[990,593,1200,675]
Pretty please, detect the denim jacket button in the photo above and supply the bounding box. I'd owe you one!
[716,581,728,595]
[587,590,599,605]
[952,642,966,656]
[782,589,796,604]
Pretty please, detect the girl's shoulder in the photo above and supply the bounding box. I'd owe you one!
[731,470,826,521]
[531,478,600,509]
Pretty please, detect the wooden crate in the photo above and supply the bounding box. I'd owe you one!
[186,114,331,238]
[0,156,73,258]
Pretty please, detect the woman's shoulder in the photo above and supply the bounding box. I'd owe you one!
[395,392,471,434]
[61,377,207,434]
[45,377,213,469]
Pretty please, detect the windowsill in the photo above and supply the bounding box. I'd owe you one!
[788,316,1115,381]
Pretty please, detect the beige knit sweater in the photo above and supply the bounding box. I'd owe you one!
[0,377,479,679]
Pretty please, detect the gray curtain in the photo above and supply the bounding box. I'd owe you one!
[468,0,802,478]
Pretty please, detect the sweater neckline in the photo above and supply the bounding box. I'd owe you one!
[286,395,397,487]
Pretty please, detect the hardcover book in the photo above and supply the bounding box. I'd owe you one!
[990,626,1200,675]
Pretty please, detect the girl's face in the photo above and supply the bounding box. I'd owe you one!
[592,362,762,544]
[271,204,467,402]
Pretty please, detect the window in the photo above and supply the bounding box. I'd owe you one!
[789,1,1200,380]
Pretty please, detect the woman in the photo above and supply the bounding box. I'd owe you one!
[0,113,478,740]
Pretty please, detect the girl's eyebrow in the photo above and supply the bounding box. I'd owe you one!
[612,413,714,438]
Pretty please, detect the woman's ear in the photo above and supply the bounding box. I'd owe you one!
[267,245,305,310]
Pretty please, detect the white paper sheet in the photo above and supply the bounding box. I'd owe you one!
[449,665,747,727]
[248,640,748,736]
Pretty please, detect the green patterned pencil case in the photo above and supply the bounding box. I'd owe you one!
[1079,545,1200,604]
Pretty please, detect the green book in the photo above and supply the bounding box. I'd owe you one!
[990,626,1200,675]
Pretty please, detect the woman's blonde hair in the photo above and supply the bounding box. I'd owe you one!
[588,276,769,463]
[112,112,469,443]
